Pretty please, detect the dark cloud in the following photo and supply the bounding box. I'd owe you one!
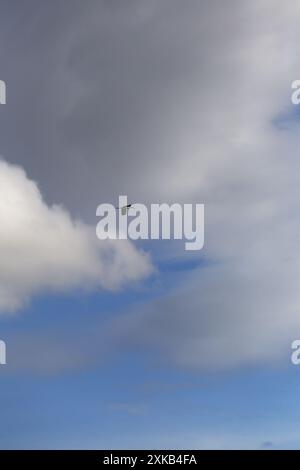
[1,0,300,372]
[0,0,243,216]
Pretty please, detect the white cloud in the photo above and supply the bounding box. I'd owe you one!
[0,159,152,312]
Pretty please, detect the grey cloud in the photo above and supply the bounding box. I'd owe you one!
[1,1,300,369]
[0,0,248,213]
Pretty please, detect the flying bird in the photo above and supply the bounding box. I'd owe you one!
[116,204,133,215]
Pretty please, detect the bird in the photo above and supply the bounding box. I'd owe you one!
[116,204,133,215]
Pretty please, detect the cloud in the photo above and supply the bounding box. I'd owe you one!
[260,441,274,449]
[1,0,300,369]
[90,0,300,370]
[0,159,152,312]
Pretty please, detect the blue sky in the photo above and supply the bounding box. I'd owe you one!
[0,291,299,450]
[0,258,299,450]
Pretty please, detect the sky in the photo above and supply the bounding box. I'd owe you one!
[1,0,300,449]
